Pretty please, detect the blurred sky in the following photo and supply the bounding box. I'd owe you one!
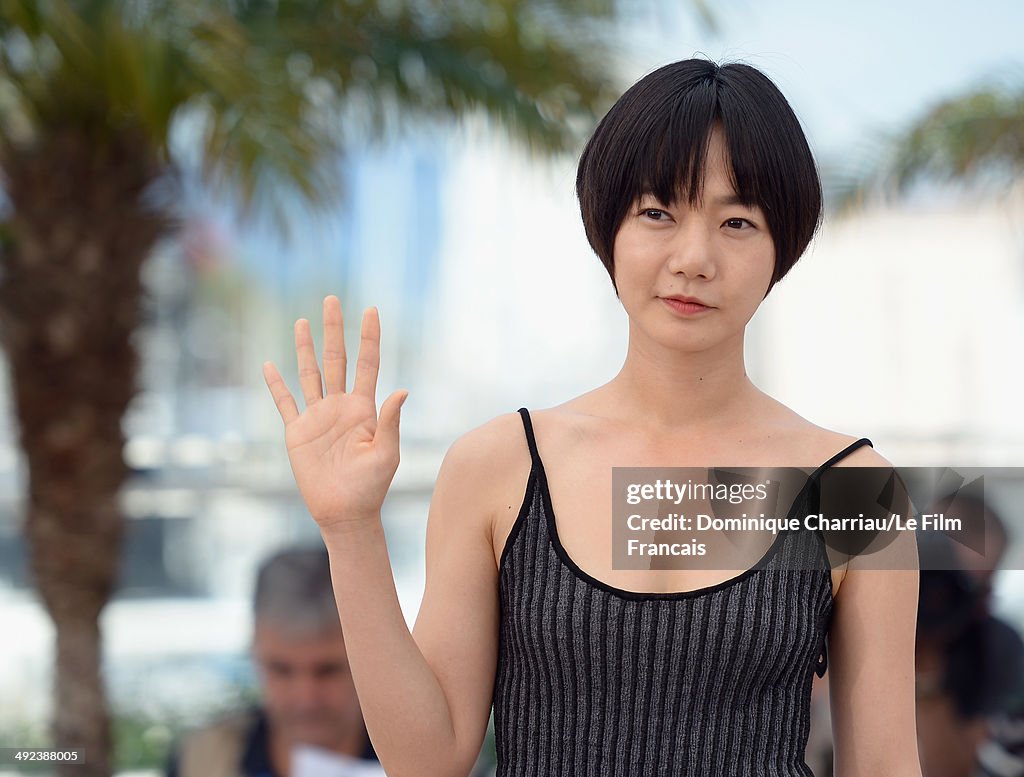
[621,0,1024,161]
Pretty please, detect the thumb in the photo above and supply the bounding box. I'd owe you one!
[375,389,409,460]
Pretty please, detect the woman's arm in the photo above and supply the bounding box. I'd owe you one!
[828,450,924,777]
[263,297,499,777]
[321,425,502,777]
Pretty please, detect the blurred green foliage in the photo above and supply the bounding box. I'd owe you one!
[825,67,1024,216]
[0,683,262,773]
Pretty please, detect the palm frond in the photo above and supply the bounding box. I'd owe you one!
[0,0,717,235]
[825,70,1024,218]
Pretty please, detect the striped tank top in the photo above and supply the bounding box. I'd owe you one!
[492,407,873,776]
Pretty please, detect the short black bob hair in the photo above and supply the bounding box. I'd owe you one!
[576,58,823,297]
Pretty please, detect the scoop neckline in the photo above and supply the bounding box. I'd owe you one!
[533,461,791,602]
[508,407,871,602]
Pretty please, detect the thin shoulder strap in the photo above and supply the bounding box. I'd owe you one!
[516,407,542,469]
[809,437,873,481]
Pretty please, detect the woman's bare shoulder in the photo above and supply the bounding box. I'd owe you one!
[441,409,560,565]
[443,410,533,477]
[766,401,888,468]
[451,404,600,480]
[431,413,535,557]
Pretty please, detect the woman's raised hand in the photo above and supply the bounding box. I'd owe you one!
[262,295,409,532]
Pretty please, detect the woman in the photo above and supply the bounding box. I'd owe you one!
[262,58,922,776]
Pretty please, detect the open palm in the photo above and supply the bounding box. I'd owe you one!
[263,295,408,530]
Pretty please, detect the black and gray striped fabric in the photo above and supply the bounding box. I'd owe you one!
[492,407,872,776]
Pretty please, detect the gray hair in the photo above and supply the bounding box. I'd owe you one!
[253,545,341,635]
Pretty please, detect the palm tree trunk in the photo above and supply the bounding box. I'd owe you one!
[0,125,170,777]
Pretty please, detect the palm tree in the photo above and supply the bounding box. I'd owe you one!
[0,2,658,774]
[823,70,1024,215]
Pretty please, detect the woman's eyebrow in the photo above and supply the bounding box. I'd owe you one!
[711,193,750,206]
[636,191,760,213]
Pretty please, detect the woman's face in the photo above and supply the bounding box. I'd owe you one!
[612,125,775,353]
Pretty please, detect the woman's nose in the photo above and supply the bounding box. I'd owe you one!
[664,218,717,280]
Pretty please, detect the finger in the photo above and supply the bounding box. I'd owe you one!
[352,307,381,400]
[263,361,300,425]
[295,318,324,407]
[374,389,409,463]
[323,295,347,395]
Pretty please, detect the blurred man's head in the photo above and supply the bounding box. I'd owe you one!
[251,546,363,749]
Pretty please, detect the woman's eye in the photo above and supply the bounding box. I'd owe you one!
[724,218,753,230]
[641,208,669,221]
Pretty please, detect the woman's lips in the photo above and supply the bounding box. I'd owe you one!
[661,297,713,316]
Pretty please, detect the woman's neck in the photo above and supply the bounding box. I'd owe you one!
[605,336,761,431]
